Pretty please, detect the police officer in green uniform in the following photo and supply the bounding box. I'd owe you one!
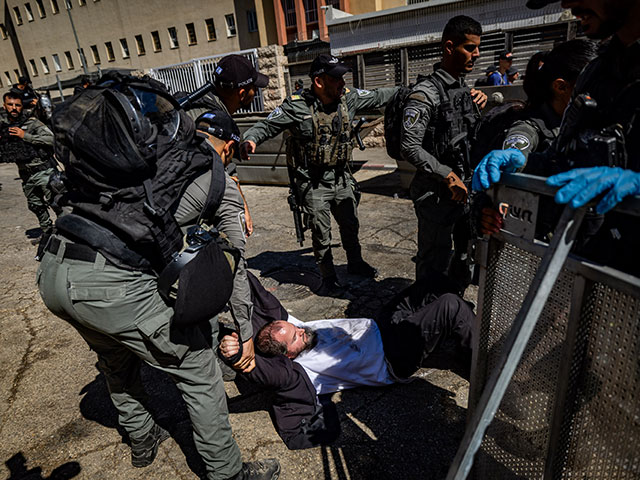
[37,84,280,480]
[0,91,57,240]
[185,54,269,121]
[399,15,487,288]
[241,54,397,293]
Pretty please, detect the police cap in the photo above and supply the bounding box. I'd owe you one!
[214,54,269,89]
[196,109,241,145]
[309,54,351,79]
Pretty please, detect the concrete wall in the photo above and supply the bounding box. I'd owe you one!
[0,0,275,92]
[256,43,287,111]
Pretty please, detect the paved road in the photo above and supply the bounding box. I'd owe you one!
[0,159,470,480]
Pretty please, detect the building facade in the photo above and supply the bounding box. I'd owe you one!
[0,0,278,94]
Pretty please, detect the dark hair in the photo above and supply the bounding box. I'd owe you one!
[442,15,482,46]
[527,39,598,107]
[3,91,23,103]
[522,50,549,105]
[18,76,30,85]
[256,323,288,356]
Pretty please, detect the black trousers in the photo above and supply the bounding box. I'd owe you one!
[376,275,475,379]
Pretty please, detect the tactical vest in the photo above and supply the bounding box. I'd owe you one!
[423,77,477,181]
[0,116,51,176]
[289,94,352,168]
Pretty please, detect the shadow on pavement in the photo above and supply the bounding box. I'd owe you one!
[78,364,207,479]
[331,379,467,480]
[24,228,42,240]
[4,452,80,480]
[357,170,408,198]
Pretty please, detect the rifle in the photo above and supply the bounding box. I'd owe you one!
[352,117,366,151]
[287,182,306,247]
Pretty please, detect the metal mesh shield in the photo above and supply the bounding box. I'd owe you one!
[470,238,640,479]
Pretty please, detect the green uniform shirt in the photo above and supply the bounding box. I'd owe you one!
[502,102,561,164]
[243,86,398,153]
[0,111,54,174]
[399,68,473,181]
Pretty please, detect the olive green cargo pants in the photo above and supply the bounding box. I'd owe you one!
[22,167,55,230]
[37,239,242,480]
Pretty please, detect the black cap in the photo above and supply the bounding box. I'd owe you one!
[309,54,351,79]
[507,66,519,76]
[485,65,498,74]
[526,0,557,9]
[196,109,241,144]
[499,51,514,61]
[214,54,269,89]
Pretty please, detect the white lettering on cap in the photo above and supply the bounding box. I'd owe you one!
[329,57,339,64]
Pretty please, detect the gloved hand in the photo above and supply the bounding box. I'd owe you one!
[547,167,640,214]
[472,149,526,191]
[446,171,468,203]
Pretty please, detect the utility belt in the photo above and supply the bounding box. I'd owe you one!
[289,138,352,168]
[19,161,52,181]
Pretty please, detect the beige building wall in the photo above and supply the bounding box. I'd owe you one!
[349,0,405,15]
[1,0,276,92]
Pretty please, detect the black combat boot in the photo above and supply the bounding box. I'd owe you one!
[130,424,171,467]
[227,458,281,480]
[316,274,347,297]
[347,260,378,278]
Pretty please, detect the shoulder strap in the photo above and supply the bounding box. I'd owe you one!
[429,73,449,103]
[197,149,227,224]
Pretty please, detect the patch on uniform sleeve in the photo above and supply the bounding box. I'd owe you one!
[403,108,420,130]
[503,134,531,151]
[267,107,283,120]
[290,94,302,100]
[356,88,372,97]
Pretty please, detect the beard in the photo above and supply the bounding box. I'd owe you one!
[302,327,319,352]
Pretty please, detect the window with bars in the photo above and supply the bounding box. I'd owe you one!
[119,38,130,58]
[64,50,74,69]
[205,18,216,41]
[35,0,46,17]
[326,0,340,8]
[13,7,23,25]
[78,0,86,5]
[105,41,115,61]
[151,30,161,51]
[52,53,61,71]
[247,10,258,32]
[304,0,317,23]
[225,14,236,37]
[283,0,296,27]
[168,26,179,48]
[4,72,12,85]
[135,34,145,55]
[40,57,50,74]
[90,44,100,64]
[186,23,197,45]
[50,0,59,13]
[24,3,35,22]
[0,24,7,39]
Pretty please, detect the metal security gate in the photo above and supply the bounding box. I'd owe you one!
[149,48,264,113]
[447,174,640,479]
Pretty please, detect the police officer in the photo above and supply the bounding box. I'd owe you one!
[473,0,640,275]
[11,76,38,109]
[240,54,398,293]
[399,15,488,289]
[37,83,280,480]
[186,54,269,119]
[0,91,58,242]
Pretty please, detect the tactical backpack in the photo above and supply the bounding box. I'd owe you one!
[51,73,233,325]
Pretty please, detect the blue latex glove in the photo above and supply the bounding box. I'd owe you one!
[547,167,640,214]
[472,149,526,191]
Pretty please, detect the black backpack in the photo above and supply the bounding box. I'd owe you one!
[51,73,226,272]
[383,75,430,161]
[469,100,527,168]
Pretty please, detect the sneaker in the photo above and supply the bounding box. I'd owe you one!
[347,260,378,278]
[229,459,281,480]
[130,424,171,468]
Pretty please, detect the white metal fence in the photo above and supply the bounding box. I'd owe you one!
[149,48,264,113]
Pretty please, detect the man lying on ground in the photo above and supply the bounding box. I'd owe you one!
[218,272,474,449]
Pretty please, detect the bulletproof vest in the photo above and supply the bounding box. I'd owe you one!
[0,116,51,174]
[423,77,477,181]
[290,95,352,168]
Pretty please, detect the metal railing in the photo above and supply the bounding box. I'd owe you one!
[149,48,264,113]
[447,174,640,479]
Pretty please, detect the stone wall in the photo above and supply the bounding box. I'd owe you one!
[256,45,288,112]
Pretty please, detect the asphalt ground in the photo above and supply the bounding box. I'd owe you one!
[0,155,473,480]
